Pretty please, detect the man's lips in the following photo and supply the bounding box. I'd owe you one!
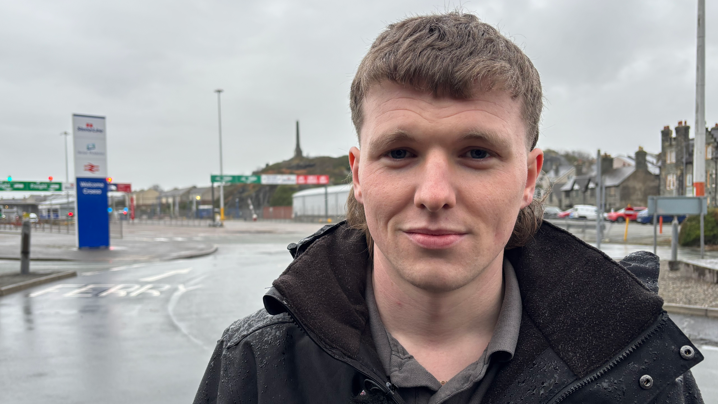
[403,228,466,249]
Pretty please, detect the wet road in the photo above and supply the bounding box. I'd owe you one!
[1,230,717,403]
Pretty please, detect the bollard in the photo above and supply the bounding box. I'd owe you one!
[20,220,31,274]
[671,217,678,262]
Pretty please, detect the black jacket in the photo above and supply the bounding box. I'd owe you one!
[194,221,704,403]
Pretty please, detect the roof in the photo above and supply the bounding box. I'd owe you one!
[293,184,351,198]
[602,166,635,187]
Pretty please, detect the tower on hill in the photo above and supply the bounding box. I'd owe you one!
[294,120,303,159]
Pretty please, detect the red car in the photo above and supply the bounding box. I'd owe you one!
[557,208,574,218]
[605,207,646,222]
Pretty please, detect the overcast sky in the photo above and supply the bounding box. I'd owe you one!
[1,0,716,192]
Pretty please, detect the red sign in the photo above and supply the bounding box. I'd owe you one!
[115,183,132,193]
[296,175,330,185]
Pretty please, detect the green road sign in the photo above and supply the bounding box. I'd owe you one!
[211,175,261,184]
[0,181,63,192]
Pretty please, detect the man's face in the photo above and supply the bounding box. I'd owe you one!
[349,81,543,293]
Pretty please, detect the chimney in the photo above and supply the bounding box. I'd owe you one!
[635,146,647,171]
[675,121,691,143]
[574,161,584,176]
[661,125,672,145]
[601,153,613,175]
[553,164,559,176]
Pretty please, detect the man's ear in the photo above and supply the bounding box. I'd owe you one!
[522,148,544,208]
[349,146,363,203]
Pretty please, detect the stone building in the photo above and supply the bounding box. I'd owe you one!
[659,122,718,206]
[559,149,659,211]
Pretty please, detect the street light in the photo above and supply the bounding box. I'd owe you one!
[215,89,225,224]
[60,131,70,221]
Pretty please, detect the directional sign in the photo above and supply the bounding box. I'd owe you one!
[211,174,330,185]
[0,181,63,192]
[211,175,261,184]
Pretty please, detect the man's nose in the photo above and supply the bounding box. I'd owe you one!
[414,152,457,212]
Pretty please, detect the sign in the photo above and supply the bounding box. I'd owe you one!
[73,114,107,178]
[76,178,110,248]
[647,196,707,215]
[261,174,297,185]
[296,175,329,185]
[109,183,132,193]
[211,175,261,184]
[210,174,331,185]
[0,181,63,192]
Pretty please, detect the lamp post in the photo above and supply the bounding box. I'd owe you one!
[60,131,70,221]
[215,89,225,224]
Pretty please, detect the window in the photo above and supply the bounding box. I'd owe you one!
[666,174,676,190]
[707,146,713,160]
[687,174,693,187]
[666,149,676,164]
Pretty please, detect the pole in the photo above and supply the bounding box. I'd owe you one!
[701,210,705,259]
[595,150,602,248]
[694,0,706,196]
[211,182,216,225]
[61,131,70,228]
[653,213,658,254]
[20,220,30,274]
[215,89,225,223]
[324,184,329,222]
[671,217,679,261]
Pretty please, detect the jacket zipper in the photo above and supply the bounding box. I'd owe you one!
[547,314,669,404]
[283,305,406,404]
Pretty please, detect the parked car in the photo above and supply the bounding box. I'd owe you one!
[28,213,38,223]
[570,205,598,220]
[605,206,647,223]
[543,206,562,219]
[558,208,574,219]
[636,209,687,225]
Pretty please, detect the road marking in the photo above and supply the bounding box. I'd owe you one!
[98,284,141,297]
[129,284,170,297]
[168,283,208,349]
[139,268,192,282]
[29,284,79,297]
[109,264,144,272]
[702,345,718,351]
[64,284,114,297]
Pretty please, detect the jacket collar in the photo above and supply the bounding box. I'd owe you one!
[264,220,664,379]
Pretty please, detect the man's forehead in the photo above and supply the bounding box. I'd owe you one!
[361,81,529,150]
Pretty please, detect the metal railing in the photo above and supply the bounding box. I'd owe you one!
[0,220,75,235]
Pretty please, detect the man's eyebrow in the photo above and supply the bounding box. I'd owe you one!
[367,131,416,152]
[460,131,512,150]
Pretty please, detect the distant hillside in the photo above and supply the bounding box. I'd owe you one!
[223,155,350,210]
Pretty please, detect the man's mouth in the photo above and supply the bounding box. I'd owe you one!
[403,228,466,249]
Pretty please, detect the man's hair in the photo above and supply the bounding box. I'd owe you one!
[347,12,544,252]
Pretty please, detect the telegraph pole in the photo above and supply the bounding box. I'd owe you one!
[694,0,706,196]
[215,89,225,223]
[60,131,70,220]
[595,150,602,249]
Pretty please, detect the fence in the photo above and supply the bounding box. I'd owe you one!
[0,220,75,235]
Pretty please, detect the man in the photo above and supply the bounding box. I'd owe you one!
[195,13,704,403]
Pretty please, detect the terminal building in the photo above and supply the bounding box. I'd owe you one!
[292,184,351,221]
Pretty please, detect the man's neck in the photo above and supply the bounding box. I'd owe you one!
[372,250,505,382]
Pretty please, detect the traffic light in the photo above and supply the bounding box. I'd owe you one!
[106,177,112,183]
[6,176,12,181]
[49,176,53,182]
[108,207,113,213]
[68,212,74,217]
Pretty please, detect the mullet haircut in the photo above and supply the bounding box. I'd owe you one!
[347,12,544,253]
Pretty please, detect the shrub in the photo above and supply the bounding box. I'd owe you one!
[678,208,718,246]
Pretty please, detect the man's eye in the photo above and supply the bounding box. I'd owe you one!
[467,149,489,159]
[389,149,410,159]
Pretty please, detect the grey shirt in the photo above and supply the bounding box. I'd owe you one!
[365,258,522,404]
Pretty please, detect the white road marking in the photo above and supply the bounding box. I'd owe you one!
[29,284,78,297]
[702,345,718,351]
[109,264,144,272]
[167,283,208,350]
[139,268,192,282]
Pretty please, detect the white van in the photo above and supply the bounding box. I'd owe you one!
[570,205,598,220]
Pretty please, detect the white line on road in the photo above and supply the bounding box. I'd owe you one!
[139,268,192,282]
[702,345,718,351]
[109,264,144,272]
[167,283,208,350]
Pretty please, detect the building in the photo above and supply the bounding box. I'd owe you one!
[659,122,718,206]
[537,153,574,208]
[559,148,659,211]
[292,184,351,220]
